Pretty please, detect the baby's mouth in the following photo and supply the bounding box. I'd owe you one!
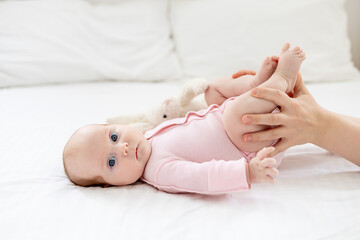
[136,147,138,159]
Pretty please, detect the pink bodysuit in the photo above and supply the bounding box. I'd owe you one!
[141,99,283,195]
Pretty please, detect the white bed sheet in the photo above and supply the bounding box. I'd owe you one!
[1,80,360,240]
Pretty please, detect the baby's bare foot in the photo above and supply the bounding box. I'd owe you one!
[253,56,278,88]
[275,43,306,92]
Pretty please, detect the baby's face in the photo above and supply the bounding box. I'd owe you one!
[65,124,151,186]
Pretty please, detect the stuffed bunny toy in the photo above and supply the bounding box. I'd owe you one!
[107,78,209,133]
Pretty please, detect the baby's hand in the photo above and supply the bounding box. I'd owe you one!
[248,147,279,184]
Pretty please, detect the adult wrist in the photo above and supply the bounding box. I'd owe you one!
[312,106,332,147]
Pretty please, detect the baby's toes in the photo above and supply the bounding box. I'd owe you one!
[271,55,279,62]
[298,51,306,60]
[271,60,278,69]
[292,46,302,54]
[270,56,279,68]
[291,46,306,61]
[281,42,290,53]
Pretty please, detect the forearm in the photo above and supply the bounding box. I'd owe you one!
[316,108,360,166]
[339,114,360,123]
[155,159,250,194]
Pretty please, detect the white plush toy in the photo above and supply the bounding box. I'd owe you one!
[107,78,209,133]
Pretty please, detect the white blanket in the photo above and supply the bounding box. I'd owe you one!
[1,80,360,240]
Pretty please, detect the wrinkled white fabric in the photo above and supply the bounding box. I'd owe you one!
[1,80,360,240]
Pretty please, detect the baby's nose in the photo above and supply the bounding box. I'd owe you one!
[120,142,128,156]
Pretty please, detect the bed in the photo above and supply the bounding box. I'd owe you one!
[1,79,360,239]
[1,0,360,239]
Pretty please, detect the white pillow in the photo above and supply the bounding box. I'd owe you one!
[0,0,182,88]
[170,0,360,82]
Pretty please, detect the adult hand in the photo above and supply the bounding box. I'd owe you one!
[241,73,325,157]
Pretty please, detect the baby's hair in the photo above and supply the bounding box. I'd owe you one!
[62,126,106,187]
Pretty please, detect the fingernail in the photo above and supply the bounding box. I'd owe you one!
[242,116,251,124]
[251,89,258,96]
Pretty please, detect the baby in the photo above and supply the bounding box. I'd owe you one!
[63,43,305,194]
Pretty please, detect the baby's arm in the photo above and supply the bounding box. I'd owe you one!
[154,158,250,194]
[247,147,279,184]
[150,147,278,195]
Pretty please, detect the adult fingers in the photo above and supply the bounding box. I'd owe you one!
[251,87,291,109]
[243,127,285,142]
[268,140,292,157]
[256,147,275,160]
[232,69,256,79]
[242,112,285,126]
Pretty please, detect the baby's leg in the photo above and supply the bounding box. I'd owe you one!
[252,55,279,87]
[223,43,305,152]
[205,56,278,106]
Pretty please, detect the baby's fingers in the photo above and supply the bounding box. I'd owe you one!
[256,147,275,160]
[265,175,275,184]
[265,167,279,178]
[262,169,279,184]
[260,157,277,168]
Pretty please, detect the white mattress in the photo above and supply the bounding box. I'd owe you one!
[1,80,360,240]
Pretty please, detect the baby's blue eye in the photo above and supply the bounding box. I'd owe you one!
[108,157,115,167]
[110,132,118,142]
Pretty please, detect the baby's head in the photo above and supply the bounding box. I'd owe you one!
[63,124,151,187]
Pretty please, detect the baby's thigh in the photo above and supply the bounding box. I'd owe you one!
[222,99,273,153]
